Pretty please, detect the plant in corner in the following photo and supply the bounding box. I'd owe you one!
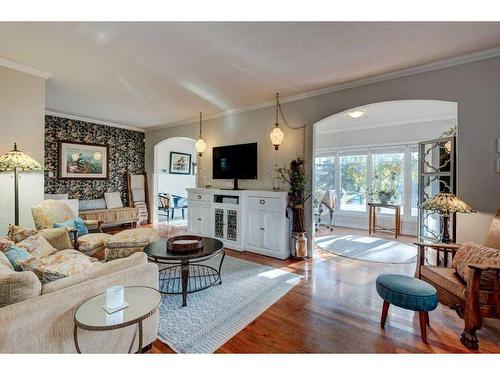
[277,157,310,258]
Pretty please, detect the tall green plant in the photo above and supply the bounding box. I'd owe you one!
[277,157,310,232]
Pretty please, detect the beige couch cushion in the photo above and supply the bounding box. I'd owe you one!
[420,265,466,300]
[452,242,500,286]
[41,252,148,294]
[17,233,57,258]
[0,251,14,271]
[0,268,42,307]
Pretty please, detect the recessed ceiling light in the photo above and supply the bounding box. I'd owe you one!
[348,110,365,118]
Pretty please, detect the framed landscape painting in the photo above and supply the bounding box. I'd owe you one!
[169,151,192,175]
[58,141,109,179]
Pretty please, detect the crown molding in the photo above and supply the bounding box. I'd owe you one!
[146,45,500,132]
[0,57,52,79]
[45,110,145,132]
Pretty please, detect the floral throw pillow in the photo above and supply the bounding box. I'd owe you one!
[7,225,38,243]
[21,251,93,283]
[16,233,57,258]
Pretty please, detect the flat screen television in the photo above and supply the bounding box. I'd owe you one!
[212,142,257,190]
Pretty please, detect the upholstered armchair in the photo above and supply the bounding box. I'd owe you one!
[414,208,500,349]
[31,200,112,256]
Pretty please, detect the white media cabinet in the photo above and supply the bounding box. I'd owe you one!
[186,188,290,259]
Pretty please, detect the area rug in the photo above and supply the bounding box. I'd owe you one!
[157,255,301,353]
[316,234,417,264]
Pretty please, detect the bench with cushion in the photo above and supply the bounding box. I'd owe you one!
[79,198,139,228]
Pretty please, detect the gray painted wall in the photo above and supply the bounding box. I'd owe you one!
[0,66,46,233]
[146,56,500,251]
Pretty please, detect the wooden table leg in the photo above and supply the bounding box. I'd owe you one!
[394,208,397,238]
[181,260,189,307]
[368,206,372,235]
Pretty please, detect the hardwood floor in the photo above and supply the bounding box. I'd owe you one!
[106,223,500,353]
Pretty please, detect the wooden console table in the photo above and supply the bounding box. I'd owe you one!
[368,203,401,239]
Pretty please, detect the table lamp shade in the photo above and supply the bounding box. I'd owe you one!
[419,192,475,215]
[0,143,44,172]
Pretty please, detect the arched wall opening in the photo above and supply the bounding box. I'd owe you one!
[311,100,458,256]
[153,136,197,224]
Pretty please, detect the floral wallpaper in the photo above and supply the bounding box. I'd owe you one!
[44,115,145,205]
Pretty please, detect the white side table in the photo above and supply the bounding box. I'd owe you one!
[73,286,161,354]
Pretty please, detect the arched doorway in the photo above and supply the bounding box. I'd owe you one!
[153,137,197,226]
[312,100,458,262]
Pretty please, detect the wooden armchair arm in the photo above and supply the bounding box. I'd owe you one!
[413,242,460,250]
[468,263,500,272]
[69,228,80,251]
[414,242,460,278]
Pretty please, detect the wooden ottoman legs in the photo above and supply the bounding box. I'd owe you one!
[381,301,390,328]
[380,301,430,344]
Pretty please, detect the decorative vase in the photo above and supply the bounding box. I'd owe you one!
[378,192,391,204]
[291,231,307,258]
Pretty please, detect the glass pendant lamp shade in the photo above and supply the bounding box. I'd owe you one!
[196,112,206,157]
[196,138,206,155]
[270,93,285,150]
[270,126,284,150]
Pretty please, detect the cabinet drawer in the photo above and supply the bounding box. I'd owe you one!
[247,196,282,212]
[188,192,210,202]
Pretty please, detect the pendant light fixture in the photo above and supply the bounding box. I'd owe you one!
[269,93,284,150]
[195,112,206,157]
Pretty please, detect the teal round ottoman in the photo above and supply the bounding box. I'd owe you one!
[376,274,438,343]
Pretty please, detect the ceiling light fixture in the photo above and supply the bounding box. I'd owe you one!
[195,112,206,157]
[270,93,284,151]
[348,110,365,118]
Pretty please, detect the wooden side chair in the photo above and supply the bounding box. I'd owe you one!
[414,208,500,349]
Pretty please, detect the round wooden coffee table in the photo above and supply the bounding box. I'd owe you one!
[144,237,225,307]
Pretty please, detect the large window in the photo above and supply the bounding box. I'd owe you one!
[372,151,405,214]
[314,156,335,193]
[314,145,420,218]
[340,154,367,212]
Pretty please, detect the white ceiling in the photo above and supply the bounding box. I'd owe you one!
[1,22,500,129]
[315,100,457,134]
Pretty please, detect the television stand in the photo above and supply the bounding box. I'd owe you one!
[222,178,245,191]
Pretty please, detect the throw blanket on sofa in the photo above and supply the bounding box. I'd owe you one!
[134,201,149,225]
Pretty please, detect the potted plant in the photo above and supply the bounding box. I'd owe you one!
[278,157,310,258]
[366,171,399,204]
